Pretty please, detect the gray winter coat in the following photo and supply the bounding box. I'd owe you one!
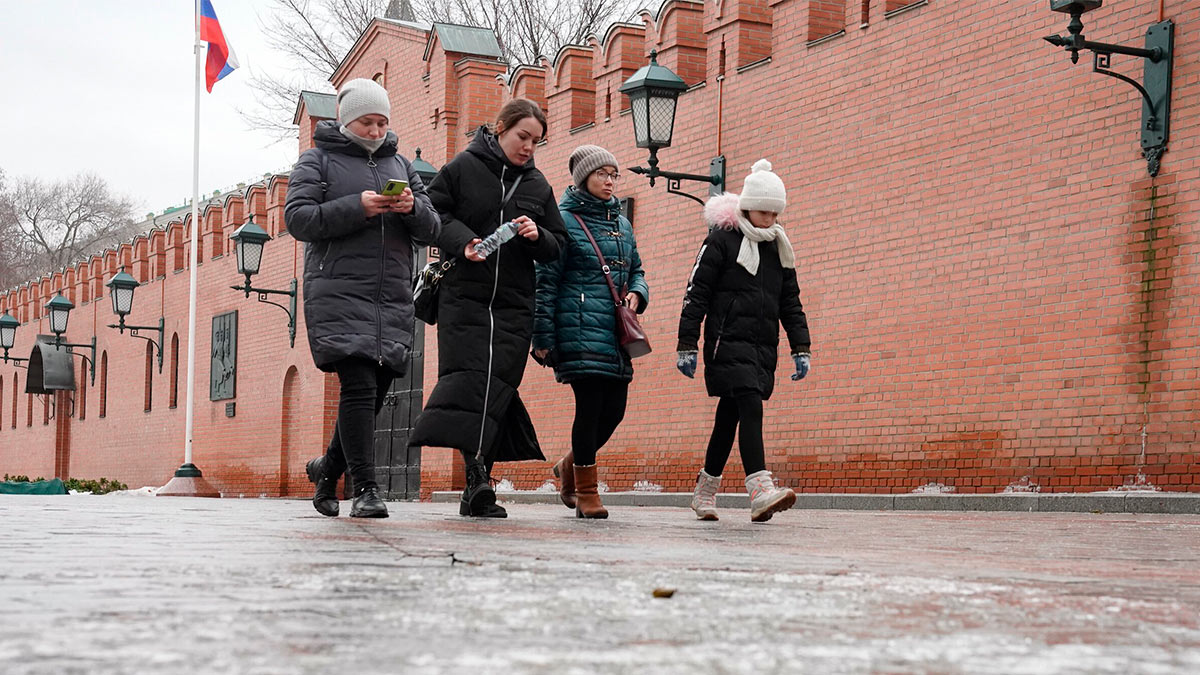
[285,121,440,375]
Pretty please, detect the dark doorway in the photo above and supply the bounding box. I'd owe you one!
[372,252,427,500]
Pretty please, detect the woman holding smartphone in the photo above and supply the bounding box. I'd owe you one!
[410,98,567,518]
[285,77,440,519]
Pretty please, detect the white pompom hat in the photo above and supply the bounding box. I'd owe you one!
[737,159,786,214]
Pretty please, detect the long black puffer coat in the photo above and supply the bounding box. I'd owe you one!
[409,129,567,462]
[285,121,440,375]
[677,220,811,400]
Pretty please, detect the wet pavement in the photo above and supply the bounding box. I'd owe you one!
[2,495,1199,674]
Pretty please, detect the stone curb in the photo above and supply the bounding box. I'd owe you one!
[431,491,1200,514]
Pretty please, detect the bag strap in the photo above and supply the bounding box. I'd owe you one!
[573,213,623,307]
[312,147,330,198]
[501,173,523,210]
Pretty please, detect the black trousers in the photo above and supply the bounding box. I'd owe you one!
[703,392,766,477]
[323,358,394,493]
[568,377,629,466]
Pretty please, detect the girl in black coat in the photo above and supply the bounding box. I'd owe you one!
[676,160,812,523]
[285,78,440,519]
[409,99,567,518]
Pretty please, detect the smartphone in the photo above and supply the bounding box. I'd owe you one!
[381,179,408,196]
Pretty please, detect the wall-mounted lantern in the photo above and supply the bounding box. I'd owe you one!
[41,293,96,386]
[1043,1,1175,176]
[0,312,29,368]
[105,267,165,372]
[411,148,439,186]
[619,51,725,205]
[229,215,298,348]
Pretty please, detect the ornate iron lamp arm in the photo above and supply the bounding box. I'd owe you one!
[231,277,298,348]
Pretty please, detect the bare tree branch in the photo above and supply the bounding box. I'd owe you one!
[0,172,139,288]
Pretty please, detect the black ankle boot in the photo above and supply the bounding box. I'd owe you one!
[306,456,339,517]
[350,485,389,518]
[459,463,506,518]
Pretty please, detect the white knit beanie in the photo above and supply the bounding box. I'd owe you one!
[738,159,787,213]
[569,145,619,189]
[337,78,391,124]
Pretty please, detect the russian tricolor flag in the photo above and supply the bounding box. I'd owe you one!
[199,0,239,92]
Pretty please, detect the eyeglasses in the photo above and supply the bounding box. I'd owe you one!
[592,169,620,184]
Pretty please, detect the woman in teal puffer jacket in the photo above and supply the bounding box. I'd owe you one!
[533,145,649,519]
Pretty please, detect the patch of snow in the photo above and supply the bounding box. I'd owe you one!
[1003,476,1041,493]
[632,480,663,493]
[912,482,956,494]
[105,486,161,496]
[494,479,516,493]
[534,480,558,493]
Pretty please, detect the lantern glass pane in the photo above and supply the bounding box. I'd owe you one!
[648,91,678,146]
[629,92,650,147]
[242,241,264,275]
[113,286,134,316]
[50,307,69,334]
[0,325,14,350]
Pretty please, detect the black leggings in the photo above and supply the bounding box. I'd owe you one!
[323,358,394,493]
[568,377,629,466]
[703,392,766,477]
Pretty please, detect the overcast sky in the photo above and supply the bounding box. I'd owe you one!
[0,0,306,217]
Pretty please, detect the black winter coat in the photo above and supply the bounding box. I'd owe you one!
[409,129,567,461]
[285,121,440,375]
[677,226,811,400]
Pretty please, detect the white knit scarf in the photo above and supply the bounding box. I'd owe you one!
[736,215,795,275]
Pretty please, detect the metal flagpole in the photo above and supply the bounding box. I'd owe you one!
[160,0,218,497]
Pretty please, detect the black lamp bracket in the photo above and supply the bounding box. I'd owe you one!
[54,336,96,386]
[1044,18,1174,176]
[630,150,726,206]
[107,316,165,373]
[1,348,29,368]
[231,276,298,348]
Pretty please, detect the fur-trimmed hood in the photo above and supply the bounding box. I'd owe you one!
[703,192,743,230]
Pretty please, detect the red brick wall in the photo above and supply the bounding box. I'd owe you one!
[3,2,1197,496]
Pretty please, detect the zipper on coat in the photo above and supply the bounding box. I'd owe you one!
[476,165,506,459]
[370,155,385,365]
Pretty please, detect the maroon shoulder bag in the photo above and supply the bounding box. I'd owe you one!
[572,214,652,359]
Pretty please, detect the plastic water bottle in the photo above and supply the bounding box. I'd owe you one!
[474,221,519,259]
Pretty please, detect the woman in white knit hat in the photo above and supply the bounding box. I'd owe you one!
[285,77,440,519]
[676,159,812,522]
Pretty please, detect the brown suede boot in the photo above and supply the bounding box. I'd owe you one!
[573,464,608,519]
[551,451,576,509]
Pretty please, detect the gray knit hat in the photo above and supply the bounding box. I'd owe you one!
[738,159,787,214]
[569,145,619,189]
[337,78,390,124]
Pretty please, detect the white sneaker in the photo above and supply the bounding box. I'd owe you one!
[690,470,721,521]
[745,470,796,522]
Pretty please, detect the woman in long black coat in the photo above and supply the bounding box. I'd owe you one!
[409,98,567,518]
[285,78,440,519]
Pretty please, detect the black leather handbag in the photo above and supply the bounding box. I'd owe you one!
[413,258,453,325]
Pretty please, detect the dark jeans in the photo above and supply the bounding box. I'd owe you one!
[323,358,394,493]
[703,392,766,477]
[568,377,629,466]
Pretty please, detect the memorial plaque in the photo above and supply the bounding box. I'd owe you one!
[210,311,237,401]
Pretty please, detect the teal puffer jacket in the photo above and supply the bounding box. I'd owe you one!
[533,188,650,383]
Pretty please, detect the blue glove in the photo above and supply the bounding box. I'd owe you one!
[791,353,811,381]
[676,351,698,379]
